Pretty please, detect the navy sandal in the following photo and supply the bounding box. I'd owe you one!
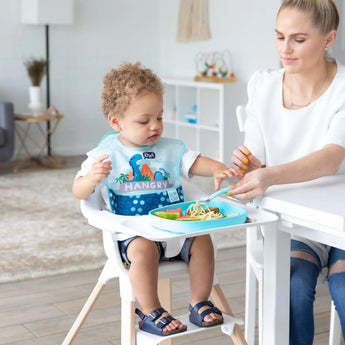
[189,301,224,327]
[135,307,187,336]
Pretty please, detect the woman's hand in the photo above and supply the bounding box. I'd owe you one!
[228,167,272,203]
[230,145,262,179]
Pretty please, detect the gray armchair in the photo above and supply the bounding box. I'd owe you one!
[0,101,14,161]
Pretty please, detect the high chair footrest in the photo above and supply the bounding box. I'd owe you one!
[136,313,243,345]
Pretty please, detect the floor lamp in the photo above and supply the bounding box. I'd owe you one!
[21,0,74,156]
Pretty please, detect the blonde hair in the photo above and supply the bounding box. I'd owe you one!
[278,0,339,34]
[101,62,164,118]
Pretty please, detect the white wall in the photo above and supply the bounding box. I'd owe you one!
[6,0,344,158]
[159,0,280,81]
[0,0,161,157]
[332,0,345,64]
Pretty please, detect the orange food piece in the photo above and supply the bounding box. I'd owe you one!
[167,208,182,217]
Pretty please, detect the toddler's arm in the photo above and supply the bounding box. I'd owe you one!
[189,156,235,191]
[73,154,112,200]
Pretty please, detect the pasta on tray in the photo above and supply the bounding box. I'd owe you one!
[185,202,225,220]
[154,201,238,221]
[149,200,248,233]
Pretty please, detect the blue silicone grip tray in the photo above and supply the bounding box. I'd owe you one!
[149,200,248,234]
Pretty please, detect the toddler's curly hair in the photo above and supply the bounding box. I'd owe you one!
[101,62,164,118]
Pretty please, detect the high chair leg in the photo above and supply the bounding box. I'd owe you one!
[329,300,342,345]
[121,299,136,345]
[245,263,256,345]
[211,284,248,345]
[158,278,173,345]
[62,281,106,345]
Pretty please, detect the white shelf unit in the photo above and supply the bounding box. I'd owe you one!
[162,78,246,166]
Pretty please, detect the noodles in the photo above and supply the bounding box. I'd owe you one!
[186,201,225,220]
[154,201,240,221]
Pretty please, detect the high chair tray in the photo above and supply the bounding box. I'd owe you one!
[148,200,248,234]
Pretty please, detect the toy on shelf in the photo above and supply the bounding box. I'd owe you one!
[194,50,236,83]
[185,104,197,124]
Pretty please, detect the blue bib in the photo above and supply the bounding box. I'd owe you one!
[88,132,185,215]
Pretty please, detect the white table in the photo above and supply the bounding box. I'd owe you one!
[253,174,345,345]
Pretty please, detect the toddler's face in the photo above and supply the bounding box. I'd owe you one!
[110,92,164,147]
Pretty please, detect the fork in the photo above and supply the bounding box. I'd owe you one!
[200,186,233,204]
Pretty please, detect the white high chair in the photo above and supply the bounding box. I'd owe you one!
[236,104,342,345]
[62,178,247,345]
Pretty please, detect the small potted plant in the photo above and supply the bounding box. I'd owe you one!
[24,57,48,116]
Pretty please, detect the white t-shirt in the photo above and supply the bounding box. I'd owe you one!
[244,65,345,169]
[244,63,345,266]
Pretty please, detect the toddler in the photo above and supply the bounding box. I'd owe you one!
[73,62,234,336]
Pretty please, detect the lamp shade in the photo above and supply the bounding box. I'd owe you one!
[21,0,74,25]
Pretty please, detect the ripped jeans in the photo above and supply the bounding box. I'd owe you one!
[289,239,345,345]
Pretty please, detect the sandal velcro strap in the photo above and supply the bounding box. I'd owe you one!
[148,307,166,321]
[135,307,187,336]
[156,315,175,328]
[189,300,224,327]
[135,307,165,322]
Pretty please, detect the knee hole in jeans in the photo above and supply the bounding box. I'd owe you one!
[291,250,319,266]
[329,259,345,275]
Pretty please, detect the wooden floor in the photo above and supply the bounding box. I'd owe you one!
[0,246,342,345]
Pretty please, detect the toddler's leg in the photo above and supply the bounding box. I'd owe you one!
[188,235,222,323]
[126,237,185,333]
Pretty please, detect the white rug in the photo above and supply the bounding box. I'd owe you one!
[0,169,245,283]
[0,168,106,283]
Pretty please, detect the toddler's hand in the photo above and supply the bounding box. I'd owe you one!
[231,145,261,178]
[213,166,236,191]
[89,154,112,185]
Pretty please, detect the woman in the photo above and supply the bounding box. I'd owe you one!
[230,1,345,344]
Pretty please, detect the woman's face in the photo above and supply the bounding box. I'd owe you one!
[275,8,332,74]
